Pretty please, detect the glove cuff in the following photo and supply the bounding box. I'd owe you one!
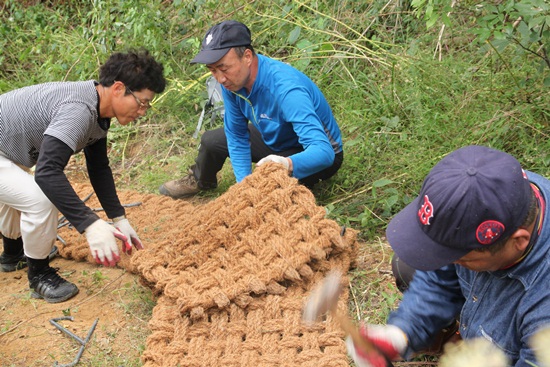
[85,218,104,233]
[286,157,293,175]
[112,215,126,223]
[358,324,408,361]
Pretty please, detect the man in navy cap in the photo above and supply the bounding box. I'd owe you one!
[347,145,550,367]
[159,20,343,198]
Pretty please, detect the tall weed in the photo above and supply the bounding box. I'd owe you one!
[1,0,547,237]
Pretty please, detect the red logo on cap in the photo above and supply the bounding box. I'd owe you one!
[476,220,505,245]
[418,195,434,225]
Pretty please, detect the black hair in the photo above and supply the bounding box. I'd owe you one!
[99,49,166,93]
[233,45,256,58]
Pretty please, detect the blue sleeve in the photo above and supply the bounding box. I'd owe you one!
[223,89,252,182]
[280,88,335,179]
[387,265,465,357]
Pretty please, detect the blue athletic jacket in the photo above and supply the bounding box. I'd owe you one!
[221,54,343,182]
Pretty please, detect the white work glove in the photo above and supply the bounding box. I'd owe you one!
[346,324,408,367]
[256,155,291,171]
[84,219,126,267]
[112,217,144,254]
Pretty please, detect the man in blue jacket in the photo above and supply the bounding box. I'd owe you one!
[159,20,343,198]
[347,145,550,367]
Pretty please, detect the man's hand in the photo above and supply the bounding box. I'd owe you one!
[257,155,291,172]
[84,219,126,267]
[346,324,408,367]
[113,217,144,254]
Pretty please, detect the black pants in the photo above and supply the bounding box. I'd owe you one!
[193,125,343,189]
[391,255,416,293]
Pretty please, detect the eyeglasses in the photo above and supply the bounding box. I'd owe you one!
[126,87,152,110]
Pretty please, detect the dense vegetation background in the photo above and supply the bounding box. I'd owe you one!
[1,0,548,238]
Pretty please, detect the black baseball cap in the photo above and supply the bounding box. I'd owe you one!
[386,145,532,271]
[191,20,251,65]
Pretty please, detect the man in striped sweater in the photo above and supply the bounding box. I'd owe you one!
[0,50,165,303]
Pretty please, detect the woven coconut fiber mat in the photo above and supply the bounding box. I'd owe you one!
[143,265,352,367]
[57,163,359,366]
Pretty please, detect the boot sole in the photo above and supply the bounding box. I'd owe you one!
[31,286,79,304]
[0,261,27,272]
[159,184,200,198]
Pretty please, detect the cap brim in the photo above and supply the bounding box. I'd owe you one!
[190,48,231,65]
[386,196,470,271]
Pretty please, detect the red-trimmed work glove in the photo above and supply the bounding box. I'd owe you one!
[112,216,144,254]
[346,324,408,367]
[84,219,126,267]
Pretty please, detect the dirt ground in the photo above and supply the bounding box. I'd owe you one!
[0,162,209,367]
[0,258,148,366]
[0,167,395,367]
[0,183,171,367]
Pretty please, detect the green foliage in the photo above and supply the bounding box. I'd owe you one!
[1,0,547,231]
[0,0,174,87]
[411,0,455,28]
[410,0,549,73]
[474,0,549,72]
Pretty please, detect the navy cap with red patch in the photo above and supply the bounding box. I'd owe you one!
[386,145,532,271]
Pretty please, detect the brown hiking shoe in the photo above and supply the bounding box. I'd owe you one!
[159,173,201,198]
[416,320,461,356]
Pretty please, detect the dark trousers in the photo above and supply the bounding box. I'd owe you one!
[193,125,343,189]
[391,255,416,293]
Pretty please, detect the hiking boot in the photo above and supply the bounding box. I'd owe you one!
[0,245,58,273]
[159,173,201,198]
[29,266,79,303]
[417,320,461,356]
